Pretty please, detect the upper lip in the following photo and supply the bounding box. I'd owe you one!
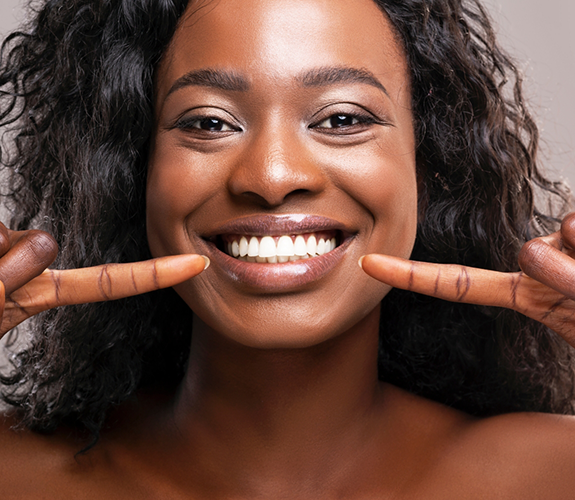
[202,214,353,239]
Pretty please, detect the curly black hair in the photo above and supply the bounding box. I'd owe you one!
[0,0,572,444]
[376,0,575,415]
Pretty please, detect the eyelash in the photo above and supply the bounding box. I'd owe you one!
[174,116,239,134]
[310,112,379,133]
[172,111,382,138]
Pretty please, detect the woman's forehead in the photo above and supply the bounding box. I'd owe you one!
[156,0,409,106]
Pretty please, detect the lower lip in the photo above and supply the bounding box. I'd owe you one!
[204,237,354,293]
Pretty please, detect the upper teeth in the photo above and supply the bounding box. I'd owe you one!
[226,235,338,263]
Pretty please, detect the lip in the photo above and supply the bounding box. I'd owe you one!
[197,214,356,292]
[203,214,350,238]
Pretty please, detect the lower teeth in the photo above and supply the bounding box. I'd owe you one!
[237,254,314,263]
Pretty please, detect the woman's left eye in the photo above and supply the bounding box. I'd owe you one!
[316,114,360,128]
[312,113,376,132]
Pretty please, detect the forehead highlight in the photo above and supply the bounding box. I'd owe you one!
[155,0,409,108]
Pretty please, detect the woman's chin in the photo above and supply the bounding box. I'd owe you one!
[188,296,383,351]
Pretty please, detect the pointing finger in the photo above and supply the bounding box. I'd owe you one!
[360,254,520,309]
[360,253,575,346]
[5,254,208,323]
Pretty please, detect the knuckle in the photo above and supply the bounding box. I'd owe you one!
[518,238,548,273]
[152,260,160,289]
[454,266,471,301]
[25,231,58,265]
[98,265,113,300]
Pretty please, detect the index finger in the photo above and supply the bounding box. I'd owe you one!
[7,254,209,315]
[360,254,519,309]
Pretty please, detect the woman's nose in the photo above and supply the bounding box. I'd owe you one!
[227,128,327,207]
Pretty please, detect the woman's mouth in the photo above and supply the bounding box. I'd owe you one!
[198,215,354,292]
[220,231,339,263]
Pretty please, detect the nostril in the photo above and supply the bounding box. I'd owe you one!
[233,189,312,209]
[235,191,278,208]
[288,189,311,198]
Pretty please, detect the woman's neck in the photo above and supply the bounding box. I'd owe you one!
[167,307,387,492]
[103,306,464,499]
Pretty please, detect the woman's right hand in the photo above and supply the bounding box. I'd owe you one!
[0,223,208,336]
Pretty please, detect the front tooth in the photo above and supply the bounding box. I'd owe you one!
[317,238,326,255]
[239,236,249,257]
[306,235,317,256]
[277,235,295,256]
[259,236,276,258]
[267,255,278,263]
[277,255,290,263]
[294,235,307,256]
[247,256,257,263]
[331,237,337,251]
[324,239,331,253]
[256,256,267,263]
[247,237,259,257]
[232,240,240,257]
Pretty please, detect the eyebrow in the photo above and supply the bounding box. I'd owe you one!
[166,68,250,98]
[165,65,389,99]
[297,66,389,96]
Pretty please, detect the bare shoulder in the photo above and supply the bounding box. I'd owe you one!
[0,409,146,499]
[0,396,172,499]
[0,410,88,495]
[437,409,575,498]
[381,384,575,498]
[469,411,575,474]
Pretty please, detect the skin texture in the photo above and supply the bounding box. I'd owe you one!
[0,224,208,335]
[361,213,575,345]
[0,0,574,498]
[147,0,418,349]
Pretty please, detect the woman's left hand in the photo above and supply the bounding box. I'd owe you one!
[360,213,575,348]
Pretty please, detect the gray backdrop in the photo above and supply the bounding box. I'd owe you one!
[0,0,574,187]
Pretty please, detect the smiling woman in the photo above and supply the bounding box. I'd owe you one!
[147,0,417,349]
[0,0,574,497]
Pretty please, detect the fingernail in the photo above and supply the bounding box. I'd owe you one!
[201,255,210,270]
[358,256,365,269]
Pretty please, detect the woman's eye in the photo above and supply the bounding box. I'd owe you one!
[317,114,360,129]
[312,113,377,132]
[177,116,236,132]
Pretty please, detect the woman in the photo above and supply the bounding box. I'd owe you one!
[0,0,574,496]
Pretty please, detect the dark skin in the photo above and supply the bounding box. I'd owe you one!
[0,0,574,498]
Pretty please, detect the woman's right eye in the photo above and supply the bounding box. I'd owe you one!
[174,115,239,134]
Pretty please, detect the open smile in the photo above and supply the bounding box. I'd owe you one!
[199,215,355,292]
[220,232,340,263]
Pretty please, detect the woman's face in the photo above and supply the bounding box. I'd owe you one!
[147,0,417,348]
